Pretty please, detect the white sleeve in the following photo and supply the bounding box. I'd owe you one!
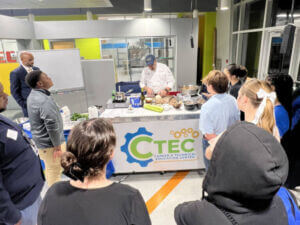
[140,68,146,89]
[164,65,175,89]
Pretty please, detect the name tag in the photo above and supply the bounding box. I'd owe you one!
[7,129,18,141]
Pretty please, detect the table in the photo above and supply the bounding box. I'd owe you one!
[100,106,205,173]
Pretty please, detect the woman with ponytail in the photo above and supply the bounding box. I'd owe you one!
[237,79,279,139]
[223,64,248,99]
[38,119,151,225]
[205,79,279,160]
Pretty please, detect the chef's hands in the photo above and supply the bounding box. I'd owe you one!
[158,89,168,97]
[144,87,154,97]
[158,87,171,97]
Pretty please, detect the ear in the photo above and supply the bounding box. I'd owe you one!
[242,95,249,105]
[36,80,43,88]
[109,149,115,160]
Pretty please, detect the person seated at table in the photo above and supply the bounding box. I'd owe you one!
[174,122,289,225]
[140,54,175,97]
[37,118,151,225]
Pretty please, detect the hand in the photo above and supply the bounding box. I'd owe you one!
[202,93,213,99]
[158,89,168,97]
[14,219,21,225]
[53,146,63,160]
[145,87,154,96]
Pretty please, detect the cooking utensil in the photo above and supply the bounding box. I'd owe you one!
[125,89,133,95]
[179,84,201,96]
[183,101,197,111]
[115,92,126,102]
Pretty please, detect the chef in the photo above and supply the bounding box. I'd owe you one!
[140,54,175,97]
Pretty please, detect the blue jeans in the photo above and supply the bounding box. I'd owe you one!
[6,196,42,225]
[202,138,210,170]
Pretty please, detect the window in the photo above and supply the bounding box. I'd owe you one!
[233,6,240,31]
[239,32,262,77]
[231,34,238,63]
[0,40,18,63]
[297,63,300,82]
[266,0,300,27]
[268,37,292,74]
[242,0,265,30]
[101,36,176,82]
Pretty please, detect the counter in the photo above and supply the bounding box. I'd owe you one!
[100,106,205,173]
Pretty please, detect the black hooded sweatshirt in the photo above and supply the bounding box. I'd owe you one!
[175,122,289,225]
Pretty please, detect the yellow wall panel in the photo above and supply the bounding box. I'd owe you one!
[0,63,20,95]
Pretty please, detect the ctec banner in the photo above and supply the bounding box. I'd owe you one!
[112,119,204,173]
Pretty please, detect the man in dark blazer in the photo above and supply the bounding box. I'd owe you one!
[10,52,39,117]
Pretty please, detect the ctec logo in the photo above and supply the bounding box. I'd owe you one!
[121,127,197,167]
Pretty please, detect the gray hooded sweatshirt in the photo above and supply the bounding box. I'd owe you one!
[175,121,289,225]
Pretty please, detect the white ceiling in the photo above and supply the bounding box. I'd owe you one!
[0,0,112,9]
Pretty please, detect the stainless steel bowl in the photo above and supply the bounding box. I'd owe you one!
[115,92,126,101]
[179,84,200,96]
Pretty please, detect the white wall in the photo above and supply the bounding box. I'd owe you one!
[0,17,199,87]
[216,8,231,70]
[0,15,34,39]
[33,18,199,87]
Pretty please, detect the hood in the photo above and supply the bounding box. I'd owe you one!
[203,122,288,213]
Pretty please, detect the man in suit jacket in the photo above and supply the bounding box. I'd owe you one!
[10,52,39,117]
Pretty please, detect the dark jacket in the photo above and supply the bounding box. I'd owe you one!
[175,122,289,225]
[10,65,39,117]
[0,114,44,224]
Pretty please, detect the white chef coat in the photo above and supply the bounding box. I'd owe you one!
[140,62,175,94]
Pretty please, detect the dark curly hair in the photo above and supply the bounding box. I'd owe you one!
[61,118,116,181]
[225,64,248,79]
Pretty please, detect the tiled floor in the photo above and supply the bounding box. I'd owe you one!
[42,170,300,225]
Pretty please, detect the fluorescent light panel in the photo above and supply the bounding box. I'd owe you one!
[144,0,152,11]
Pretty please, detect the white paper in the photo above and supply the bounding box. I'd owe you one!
[7,129,18,141]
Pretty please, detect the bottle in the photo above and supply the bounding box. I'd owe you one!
[112,90,116,101]
[140,88,145,107]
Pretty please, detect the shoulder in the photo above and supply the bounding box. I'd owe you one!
[110,182,140,196]
[224,93,236,101]
[0,115,14,135]
[175,199,229,225]
[45,181,70,197]
[158,63,169,70]
[0,121,9,142]
[275,105,289,118]
[202,98,215,112]
[142,67,150,74]
[10,66,22,75]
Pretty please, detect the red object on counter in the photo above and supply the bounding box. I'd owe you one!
[168,91,180,96]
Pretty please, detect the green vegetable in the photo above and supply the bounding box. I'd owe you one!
[71,113,89,121]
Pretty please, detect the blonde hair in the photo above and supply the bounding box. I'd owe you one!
[239,79,275,134]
